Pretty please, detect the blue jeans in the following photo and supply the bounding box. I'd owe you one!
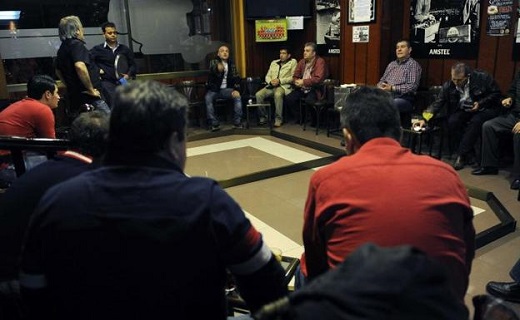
[205,88,242,126]
[92,98,111,114]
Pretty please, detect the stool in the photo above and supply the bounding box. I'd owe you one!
[402,126,443,159]
[245,102,271,129]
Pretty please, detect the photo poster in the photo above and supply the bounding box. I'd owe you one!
[353,25,369,42]
[487,0,514,36]
[316,0,341,55]
[514,0,520,59]
[255,19,288,42]
[409,0,482,59]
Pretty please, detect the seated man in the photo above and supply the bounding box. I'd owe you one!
[300,86,474,308]
[418,63,501,170]
[0,111,108,312]
[255,46,297,127]
[0,74,61,186]
[284,42,328,125]
[472,71,520,189]
[0,74,59,139]
[377,39,422,127]
[205,44,243,131]
[20,80,287,320]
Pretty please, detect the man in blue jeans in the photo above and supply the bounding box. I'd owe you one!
[487,258,520,302]
[205,44,243,131]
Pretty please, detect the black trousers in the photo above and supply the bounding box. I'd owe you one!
[448,108,498,157]
[481,112,520,176]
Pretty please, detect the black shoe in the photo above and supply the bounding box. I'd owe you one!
[511,179,520,190]
[486,281,520,303]
[452,156,465,171]
[210,125,220,132]
[471,167,499,175]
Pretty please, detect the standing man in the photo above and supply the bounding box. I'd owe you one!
[0,75,59,139]
[377,39,422,126]
[255,46,297,127]
[205,44,243,132]
[472,71,520,189]
[418,63,501,170]
[91,22,137,108]
[300,86,474,310]
[19,80,287,320]
[55,15,110,114]
[285,42,328,125]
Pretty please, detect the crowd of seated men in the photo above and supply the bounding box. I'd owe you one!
[1,14,520,319]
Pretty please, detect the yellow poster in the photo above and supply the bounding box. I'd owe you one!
[255,19,288,42]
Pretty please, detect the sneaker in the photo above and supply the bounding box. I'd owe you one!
[233,123,244,129]
[274,119,282,127]
[210,124,220,132]
[258,117,267,126]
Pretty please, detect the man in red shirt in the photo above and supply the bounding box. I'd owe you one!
[300,86,475,308]
[0,74,59,138]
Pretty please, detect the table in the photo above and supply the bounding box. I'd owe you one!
[402,126,443,159]
[245,102,272,129]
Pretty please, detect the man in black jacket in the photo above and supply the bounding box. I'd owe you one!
[419,63,501,170]
[205,44,243,131]
[91,22,137,108]
[472,71,520,189]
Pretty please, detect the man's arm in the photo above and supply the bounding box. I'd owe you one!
[210,185,286,312]
[475,73,501,110]
[124,46,137,79]
[74,61,100,97]
[35,108,56,139]
[301,178,328,280]
[279,59,297,86]
[302,57,328,88]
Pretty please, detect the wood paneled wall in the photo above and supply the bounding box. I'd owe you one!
[242,0,520,93]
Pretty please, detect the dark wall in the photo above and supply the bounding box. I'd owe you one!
[243,0,520,93]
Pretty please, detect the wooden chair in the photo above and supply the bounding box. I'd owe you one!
[301,79,339,135]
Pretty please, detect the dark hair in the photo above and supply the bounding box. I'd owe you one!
[27,75,57,100]
[451,62,471,76]
[279,46,291,55]
[304,42,317,52]
[396,39,411,48]
[69,111,110,158]
[107,80,187,157]
[101,21,116,33]
[340,86,401,144]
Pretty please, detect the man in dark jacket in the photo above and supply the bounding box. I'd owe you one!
[419,62,501,170]
[472,71,520,189]
[205,44,243,131]
[90,22,137,108]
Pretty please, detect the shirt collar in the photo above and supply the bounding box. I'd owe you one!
[103,42,119,50]
[395,56,411,65]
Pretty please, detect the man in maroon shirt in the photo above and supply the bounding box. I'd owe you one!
[0,74,59,139]
[300,86,475,308]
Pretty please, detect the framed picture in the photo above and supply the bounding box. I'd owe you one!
[348,0,376,23]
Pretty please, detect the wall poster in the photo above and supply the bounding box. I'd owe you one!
[513,0,520,59]
[316,0,341,55]
[486,0,514,36]
[409,0,481,59]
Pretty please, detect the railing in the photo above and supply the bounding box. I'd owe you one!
[0,136,70,176]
